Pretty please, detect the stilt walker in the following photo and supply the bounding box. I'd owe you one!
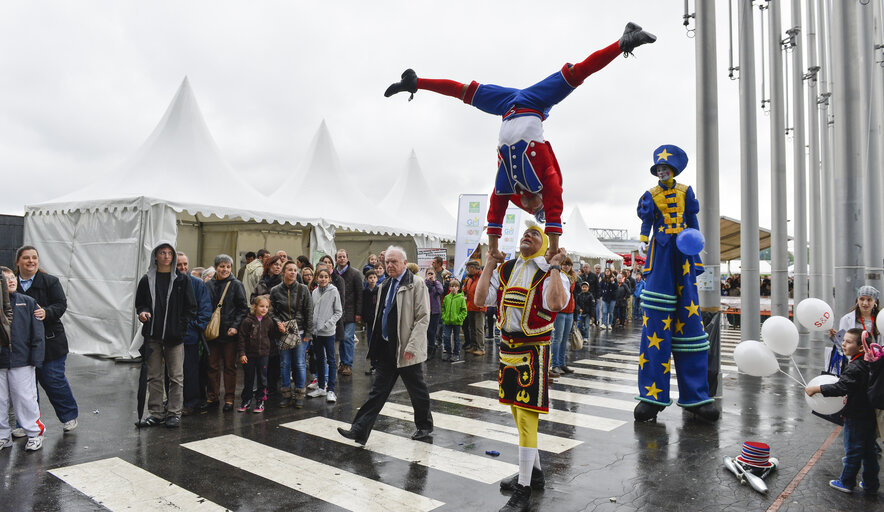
[475,225,570,512]
[384,22,656,259]
[634,145,720,422]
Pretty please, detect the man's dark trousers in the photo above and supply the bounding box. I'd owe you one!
[350,358,433,439]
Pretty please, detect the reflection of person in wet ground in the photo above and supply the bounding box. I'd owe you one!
[475,225,570,512]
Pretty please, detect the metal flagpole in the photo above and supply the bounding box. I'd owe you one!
[739,0,761,340]
[861,1,884,294]
[830,0,866,317]
[789,0,808,329]
[818,0,835,307]
[694,0,722,395]
[768,0,789,318]
[806,0,823,313]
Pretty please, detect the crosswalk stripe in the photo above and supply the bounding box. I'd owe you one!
[566,366,680,389]
[380,402,582,454]
[281,417,517,484]
[429,390,627,431]
[49,457,228,511]
[573,358,677,375]
[469,381,637,412]
[600,353,740,373]
[183,435,444,512]
[550,375,681,399]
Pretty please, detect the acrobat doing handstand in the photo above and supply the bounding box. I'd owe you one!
[384,22,656,260]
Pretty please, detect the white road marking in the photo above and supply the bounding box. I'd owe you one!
[469,381,640,412]
[281,416,517,484]
[380,402,582,453]
[429,390,626,431]
[600,353,739,373]
[49,457,228,512]
[183,435,443,512]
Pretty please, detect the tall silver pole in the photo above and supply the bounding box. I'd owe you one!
[862,1,884,294]
[768,1,789,318]
[830,0,865,317]
[739,0,761,340]
[806,0,822,305]
[818,0,835,306]
[696,0,721,316]
[875,1,884,269]
[789,0,808,327]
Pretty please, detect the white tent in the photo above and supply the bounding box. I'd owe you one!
[559,206,624,262]
[24,79,335,358]
[381,150,456,239]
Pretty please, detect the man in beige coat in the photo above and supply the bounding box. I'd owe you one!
[338,245,433,444]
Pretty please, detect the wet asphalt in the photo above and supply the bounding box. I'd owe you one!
[1,322,881,512]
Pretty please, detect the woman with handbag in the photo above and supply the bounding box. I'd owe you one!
[270,261,313,408]
[550,258,578,377]
[205,255,248,411]
[309,268,342,403]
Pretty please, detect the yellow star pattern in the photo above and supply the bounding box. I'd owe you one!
[661,315,672,331]
[682,259,691,276]
[647,332,663,350]
[638,352,649,370]
[685,300,700,318]
[645,382,663,400]
[642,314,649,327]
[662,360,671,374]
[656,148,673,161]
[677,284,684,296]
[658,225,665,232]
[675,319,685,334]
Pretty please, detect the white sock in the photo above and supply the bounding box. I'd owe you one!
[518,447,537,486]
[534,450,542,470]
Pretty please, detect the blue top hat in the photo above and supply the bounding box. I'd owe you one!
[649,144,689,177]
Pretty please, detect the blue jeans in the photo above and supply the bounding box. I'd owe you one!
[427,313,441,352]
[314,335,336,392]
[840,417,880,489]
[35,354,78,422]
[279,342,307,390]
[595,299,601,323]
[443,325,461,356]
[632,296,642,319]
[551,313,573,368]
[576,313,590,337]
[601,300,616,326]
[339,322,356,367]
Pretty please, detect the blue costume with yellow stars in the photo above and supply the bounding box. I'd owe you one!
[634,145,717,422]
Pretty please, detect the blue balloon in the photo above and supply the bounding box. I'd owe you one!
[676,228,705,256]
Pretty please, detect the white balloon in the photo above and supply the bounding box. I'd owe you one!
[805,374,845,415]
[761,316,800,355]
[733,340,780,377]
[795,298,835,332]
[877,309,884,333]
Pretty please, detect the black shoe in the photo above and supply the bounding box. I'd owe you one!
[500,467,545,491]
[135,416,165,428]
[411,428,433,441]
[634,401,665,422]
[619,22,657,56]
[686,402,721,422]
[337,427,367,445]
[560,365,574,374]
[165,416,180,428]
[384,68,418,100]
[205,401,219,410]
[279,398,291,408]
[499,483,531,512]
[293,395,304,409]
[222,402,234,412]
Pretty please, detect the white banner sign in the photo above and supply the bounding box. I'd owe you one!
[498,206,526,260]
[417,247,447,276]
[453,194,488,278]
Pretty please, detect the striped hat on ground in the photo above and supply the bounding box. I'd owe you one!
[736,441,773,468]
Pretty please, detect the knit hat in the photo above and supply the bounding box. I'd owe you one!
[857,285,880,301]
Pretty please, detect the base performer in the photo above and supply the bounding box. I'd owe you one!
[634,145,719,422]
[384,22,656,258]
[475,225,569,512]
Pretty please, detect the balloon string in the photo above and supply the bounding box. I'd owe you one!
[779,368,806,387]
[789,356,808,386]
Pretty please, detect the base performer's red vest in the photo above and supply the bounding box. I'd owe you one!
[495,259,557,345]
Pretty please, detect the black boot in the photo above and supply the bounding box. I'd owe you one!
[499,483,531,512]
[619,22,657,56]
[686,402,721,422]
[384,69,418,100]
[634,401,665,422]
[500,467,545,491]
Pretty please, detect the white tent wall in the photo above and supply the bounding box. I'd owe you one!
[24,198,176,359]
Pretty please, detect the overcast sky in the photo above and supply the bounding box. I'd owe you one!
[2,0,809,239]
